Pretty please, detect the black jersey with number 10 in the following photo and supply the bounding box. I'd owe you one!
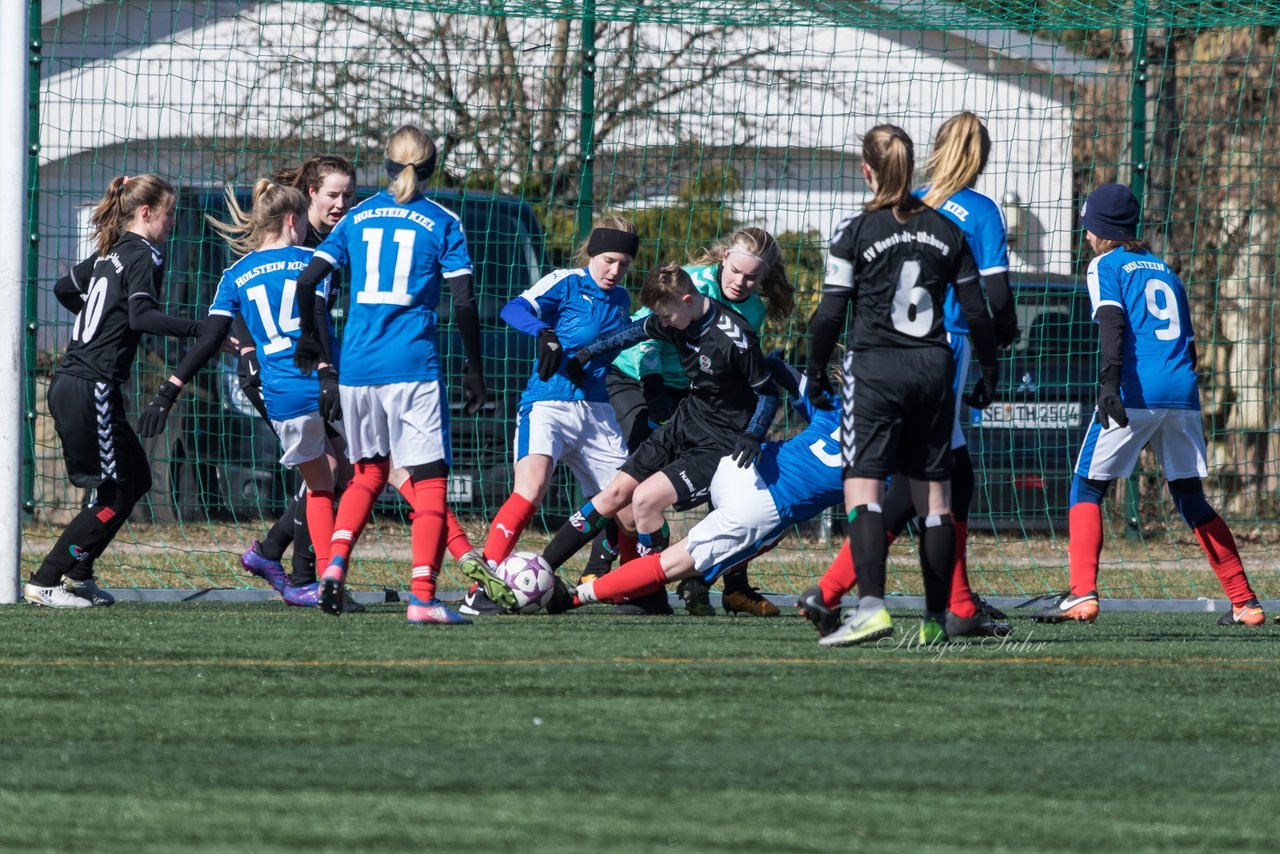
[825,206,979,351]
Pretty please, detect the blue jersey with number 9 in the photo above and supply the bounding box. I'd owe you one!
[1086,247,1198,410]
[209,245,332,421]
[314,190,473,387]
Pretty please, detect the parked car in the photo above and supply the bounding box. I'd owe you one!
[143,187,582,524]
[964,273,1099,531]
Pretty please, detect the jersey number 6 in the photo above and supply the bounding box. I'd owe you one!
[890,260,934,338]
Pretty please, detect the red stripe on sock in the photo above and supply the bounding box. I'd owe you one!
[818,538,856,609]
[1194,515,1257,605]
[410,477,448,601]
[96,507,116,523]
[948,521,978,617]
[1068,503,1104,597]
[484,492,537,564]
[591,554,669,603]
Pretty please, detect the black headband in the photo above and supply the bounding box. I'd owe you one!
[385,154,436,182]
[586,227,640,258]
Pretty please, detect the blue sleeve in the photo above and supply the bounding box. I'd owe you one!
[314,216,350,270]
[1086,256,1123,319]
[209,271,239,317]
[440,216,474,278]
[500,296,549,338]
[970,198,1010,275]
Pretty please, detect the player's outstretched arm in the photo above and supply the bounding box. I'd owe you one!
[137,314,233,438]
[500,296,563,381]
[564,317,651,384]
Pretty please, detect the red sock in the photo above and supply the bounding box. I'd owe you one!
[409,477,448,601]
[484,493,537,564]
[445,509,473,561]
[948,521,978,618]
[617,531,639,564]
[1068,503,1104,596]
[590,554,669,603]
[1194,515,1256,605]
[305,490,335,570]
[818,538,857,609]
[330,459,390,565]
[395,479,413,504]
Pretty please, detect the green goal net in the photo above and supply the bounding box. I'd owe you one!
[22,0,1280,600]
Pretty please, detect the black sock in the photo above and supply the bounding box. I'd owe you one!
[918,514,955,615]
[581,530,617,578]
[289,492,316,586]
[259,490,303,562]
[848,504,887,601]
[720,564,750,593]
[542,501,609,570]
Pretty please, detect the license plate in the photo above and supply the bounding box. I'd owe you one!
[979,401,1082,430]
[447,474,474,502]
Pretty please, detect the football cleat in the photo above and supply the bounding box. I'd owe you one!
[796,587,841,638]
[1217,599,1265,627]
[613,589,674,616]
[945,609,1012,639]
[1030,590,1099,624]
[318,557,347,617]
[406,596,472,626]
[458,549,518,611]
[918,616,949,646]
[972,594,1008,621]
[24,582,92,609]
[458,583,509,617]
[723,587,781,617]
[818,606,895,647]
[241,541,288,593]
[282,582,320,608]
[64,577,115,607]
[676,577,716,617]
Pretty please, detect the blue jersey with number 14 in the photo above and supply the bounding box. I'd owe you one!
[209,246,331,422]
[315,190,473,387]
[754,373,844,525]
[1087,247,1198,410]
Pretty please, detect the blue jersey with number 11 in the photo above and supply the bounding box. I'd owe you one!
[315,190,473,387]
[1087,247,1198,410]
[209,246,331,422]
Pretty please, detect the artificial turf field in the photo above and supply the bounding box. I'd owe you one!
[1,603,1278,852]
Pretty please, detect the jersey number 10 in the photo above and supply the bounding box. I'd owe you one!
[70,277,111,344]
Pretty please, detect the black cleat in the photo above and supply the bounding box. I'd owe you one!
[797,586,841,637]
[544,575,576,615]
[613,589,673,616]
[945,609,1012,638]
[458,583,509,617]
[972,594,1008,621]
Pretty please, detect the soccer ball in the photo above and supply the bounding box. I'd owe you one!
[494,552,557,613]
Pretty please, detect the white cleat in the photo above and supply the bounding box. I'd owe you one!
[24,582,93,609]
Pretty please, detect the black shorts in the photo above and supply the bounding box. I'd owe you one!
[841,347,954,481]
[606,368,689,454]
[48,372,147,489]
[619,399,737,508]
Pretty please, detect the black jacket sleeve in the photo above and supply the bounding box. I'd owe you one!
[128,298,201,338]
[951,243,997,369]
[807,289,850,374]
[54,255,97,313]
[448,272,484,367]
[1095,305,1126,377]
[169,314,233,386]
[295,256,336,336]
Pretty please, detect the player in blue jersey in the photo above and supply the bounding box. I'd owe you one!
[457,217,639,614]
[1032,184,1266,626]
[291,124,488,625]
[138,179,346,581]
[822,112,1018,638]
[535,358,841,611]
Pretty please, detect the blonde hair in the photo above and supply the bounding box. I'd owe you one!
[206,179,309,257]
[922,112,991,210]
[386,125,436,204]
[640,263,695,309]
[862,124,922,222]
[90,174,175,255]
[692,227,794,323]
[575,215,638,266]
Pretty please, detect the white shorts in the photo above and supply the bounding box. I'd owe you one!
[686,456,786,582]
[340,380,450,467]
[514,400,628,495]
[271,411,329,467]
[949,333,970,450]
[1074,408,1208,481]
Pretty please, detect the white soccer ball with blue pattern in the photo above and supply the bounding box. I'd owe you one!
[495,552,556,613]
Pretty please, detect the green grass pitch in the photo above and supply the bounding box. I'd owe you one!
[1,603,1277,852]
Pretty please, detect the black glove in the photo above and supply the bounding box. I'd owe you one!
[805,365,837,410]
[293,330,322,375]
[994,309,1019,350]
[463,362,488,415]
[237,348,261,391]
[1097,368,1129,429]
[535,328,563,381]
[138,380,181,438]
[964,364,999,411]
[318,366,342,423]
[732,432,763,468]
[565,349,593,387]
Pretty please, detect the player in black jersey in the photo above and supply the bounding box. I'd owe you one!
[802,125,999,646]
[528,263,779,586]
[26,175,202,608]
[233,156,358,604]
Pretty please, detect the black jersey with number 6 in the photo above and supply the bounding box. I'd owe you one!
[825,206,980,352]
[55,233,187,385]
